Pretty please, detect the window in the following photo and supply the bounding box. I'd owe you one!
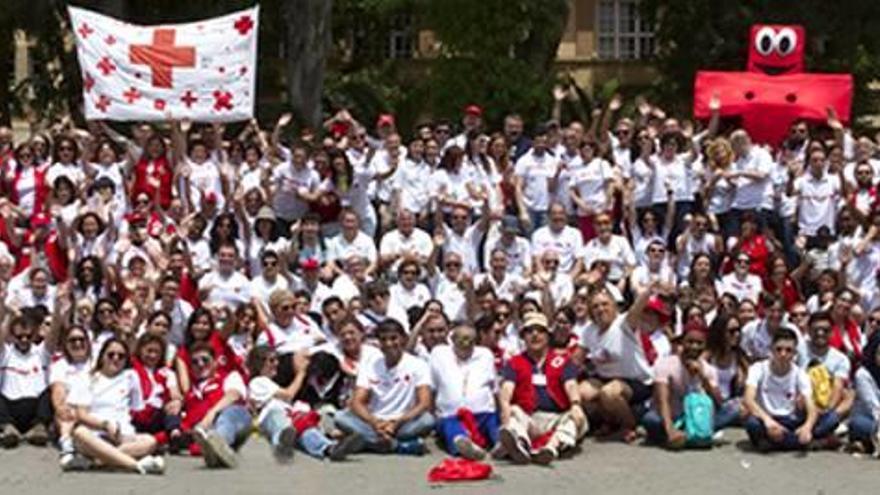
[597,0,655,60]
[387,14,414,59]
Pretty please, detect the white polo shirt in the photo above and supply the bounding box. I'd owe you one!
[199,270,251,309]
[355,352,431,420]
[430,345,497,417]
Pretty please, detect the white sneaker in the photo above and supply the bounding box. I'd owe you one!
[136,455,166,475]
[59,453,93,472]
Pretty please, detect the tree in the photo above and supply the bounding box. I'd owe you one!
[641,0,880,123]
[282,0,334,129]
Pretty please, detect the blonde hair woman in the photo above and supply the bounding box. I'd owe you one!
[703,138,736,233]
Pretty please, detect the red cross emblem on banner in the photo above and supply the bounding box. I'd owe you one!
[129,29,196,89]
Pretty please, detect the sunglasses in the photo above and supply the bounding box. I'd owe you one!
[727,327,742,334]
[649,248,665,254]
[106,351,127,361]
[445,262,462,268]
[279,304,296,311]
[773,346,795,354]
[736,259,750,265]
[67,336,87,345]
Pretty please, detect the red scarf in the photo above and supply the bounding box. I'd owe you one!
[14,230,68,282]
[9,164,48,216]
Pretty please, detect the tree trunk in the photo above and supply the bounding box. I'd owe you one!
[282,0,333,129]
[0,25,12,125]
[514,0,570,71]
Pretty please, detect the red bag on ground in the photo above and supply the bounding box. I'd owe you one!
[427,458,493,483]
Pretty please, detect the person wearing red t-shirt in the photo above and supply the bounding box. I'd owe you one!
[497,312,587,466]
[183,343,252,469]
[131,135,174,210]
[11,212,69,283]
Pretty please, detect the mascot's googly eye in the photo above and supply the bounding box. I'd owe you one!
[775,27,798,56]
[755,26,776,56]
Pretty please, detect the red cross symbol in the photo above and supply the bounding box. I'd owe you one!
[234,15,254,36]
[212,90,234,111]
[129,29,196,89]
[154,99,166,111]
[78,23,94,39]
[84,73,95,93]
[95,94,111,113]
[105,34,116,45]
[122,87,142,104]
[180,90,198,108]
[97,56,116,76]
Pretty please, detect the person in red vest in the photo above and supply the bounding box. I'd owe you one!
[131,135,174,210]
[182,342,252,469]
[12,212,70,284]
[497,312,587,465]
[130,334,184,453]
[828,288,864,366]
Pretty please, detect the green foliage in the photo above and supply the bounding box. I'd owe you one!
[641,0,880,125]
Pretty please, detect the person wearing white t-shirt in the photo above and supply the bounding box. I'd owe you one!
[729,131,774,224]
[740,295,808,366]
[326,210,378,277]
[66,338,164,474]
[440,203,489,275]
[514,129,557,231]
[199,243,251,309]
[431,325,499,460]
[389,259,432,314]
[256,289,327,386]
[788,147,845,238]
[249,250,291,313]
[743,328,818,451]
[630,239,676,295]
[378,209,433,274]
[49,325,92,465]
[0,316,52,448]
[716,252,763,304]
[801,311,854,445]
[335,320,434,455]
[484,216,533,278]
[246,346,363,461]
[271,145,321,224]
[474,248,528,303]
[569,141,615,242]
[530,203,583,274]
[580,212,636,290]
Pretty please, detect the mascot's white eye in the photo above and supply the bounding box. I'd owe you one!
[775,28,797,56]
[754,27,776,56]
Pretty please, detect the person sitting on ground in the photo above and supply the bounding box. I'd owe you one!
[183,342,252,468]
[246,345,363,462]
[334,319,435,455]
[430,324,499,460]
[50,324,92,467]
[497,312,587,465]
[801,310,854,449]
[641,321,722,449]
[65,338,164,474]
[743,327,819,451]
[0,312,53,449]
[849,331,880,452]
[130,333,184,453]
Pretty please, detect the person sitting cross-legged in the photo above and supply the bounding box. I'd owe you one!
[497,312,588,465]
[743,327,821,451]
[334,319,435,455]
[641,321,722,449]
[430,324,499,460]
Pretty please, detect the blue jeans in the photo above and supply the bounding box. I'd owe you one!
[714,399,742,430]
[849,411,877,445]
[259,407,334,458]
[436,412,499,456]
[334,409,435,453]
[640,409,673,445]
[744,411,840,450]
[212,404,252,449]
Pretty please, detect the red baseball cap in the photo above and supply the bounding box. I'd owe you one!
[645,295,672,324]
[300,258,320,271]
[204,191,218,203]
[126,211,147,225]
[376,114,396,127]
[464,104,483,117]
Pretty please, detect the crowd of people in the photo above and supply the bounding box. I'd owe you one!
[2,88,880,476]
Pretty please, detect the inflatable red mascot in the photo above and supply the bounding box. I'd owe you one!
[694,24,853,147]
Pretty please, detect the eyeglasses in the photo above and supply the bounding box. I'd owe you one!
[445,261,462,268]
[811,325,832,334]
[773,346,795,355]
[279,304,296,311]
[615,129,631,136]
[67,336,86,345]
[649,248,665,254]
[136,199,150,206]
[453,336,475,345]
[106,351,127,361]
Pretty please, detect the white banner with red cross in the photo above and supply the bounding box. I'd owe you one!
[68,5,259,122]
